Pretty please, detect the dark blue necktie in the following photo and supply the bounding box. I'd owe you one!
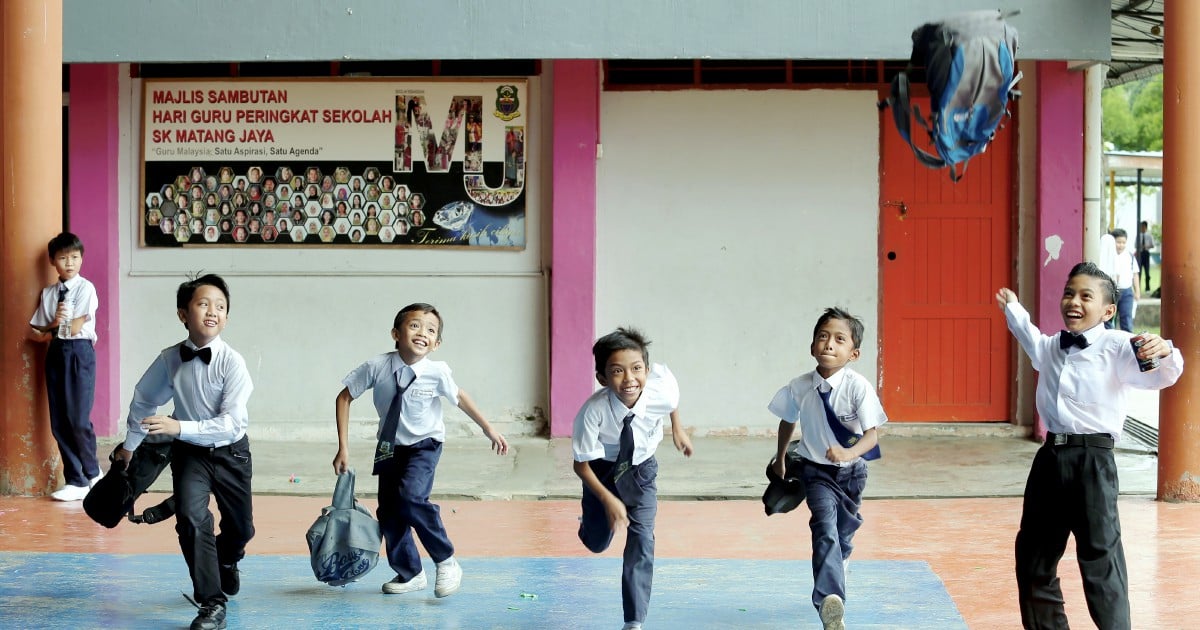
[819,386,881,461]
[373,368,412,475]
[612,412,636,482]
[58,284,69,302]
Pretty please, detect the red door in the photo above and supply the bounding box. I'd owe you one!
[879,96,1014,422]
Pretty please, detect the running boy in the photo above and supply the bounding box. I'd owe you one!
[997,262,1183,629]
[332,303,508,598]
[114,274,254,630]
[571,327,693,630]
[766,307,886,630]
[28,232,101,501]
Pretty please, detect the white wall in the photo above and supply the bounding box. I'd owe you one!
[116,74,548,440]
[596,90,881,435]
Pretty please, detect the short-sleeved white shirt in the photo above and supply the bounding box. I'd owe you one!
[29,275,99,343]
[572,363,679,465]
[342,352,459,446]
[768,367,888,467]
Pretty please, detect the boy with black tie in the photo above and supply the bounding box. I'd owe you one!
[997,262,1183,630]
[766,307,887,630]
[28,232,101,501]
[114,274,254,630]
[571,327,693,630]
[332,303,507,599]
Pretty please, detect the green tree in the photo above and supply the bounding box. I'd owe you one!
[1102,75,1163,151]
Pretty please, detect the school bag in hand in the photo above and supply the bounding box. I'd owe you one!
[306,469,382,586]
[83,441,173,529]
[879,9,1022,182]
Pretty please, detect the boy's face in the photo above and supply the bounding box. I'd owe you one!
[392,311,441,363]
[1114,235,1128,254]
[177,284,228,347]
[1060,274,1115,332]
[810,317,860,378]
[597,348,648,409]
[51,248,83,282]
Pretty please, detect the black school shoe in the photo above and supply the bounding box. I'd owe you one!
[220,562,240,596]
[189,601,226,630]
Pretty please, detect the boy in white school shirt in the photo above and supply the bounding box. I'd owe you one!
[997,261,1183,630]
[766,307,886,630]
[571,327,693,630]
[114,273,254,630]
[332,302,508,600]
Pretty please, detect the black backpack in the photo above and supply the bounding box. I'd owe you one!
[880,10,1022,181]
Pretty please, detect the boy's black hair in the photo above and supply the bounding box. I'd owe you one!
[812,307,865,350]
[593,327,650,375]
[1110,228,1128,239]
[394,303,443,342]
[47,232,84,259]
[1067,262,1118,305]
[176,273,231,312]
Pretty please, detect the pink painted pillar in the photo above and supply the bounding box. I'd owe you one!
[549,60,600,437]
[68,64,121,436]
[1033,61,1084,438]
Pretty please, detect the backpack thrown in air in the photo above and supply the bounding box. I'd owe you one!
[305,469,382,586]
[880,9,1022,181]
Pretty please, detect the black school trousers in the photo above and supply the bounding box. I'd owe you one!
[1015,442,1129,630]
[171,435,255,605]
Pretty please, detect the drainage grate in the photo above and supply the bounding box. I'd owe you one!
[1122,416,1159,453]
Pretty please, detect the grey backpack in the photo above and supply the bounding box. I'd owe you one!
[305,469,382,586]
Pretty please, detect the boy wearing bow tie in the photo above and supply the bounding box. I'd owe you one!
[571,328,692,630]
[28,232,101,502]
[331,303,508,600]
[996,261,1183,630]
[114,274,254,630]
[766,307,887,630]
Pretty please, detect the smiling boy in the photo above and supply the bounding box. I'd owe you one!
[767,307,886,630]
[571,327,692,630]
[28,232,101,501]
[332,303,507,600]
[997,262,1183,629]
[115,274,254,630]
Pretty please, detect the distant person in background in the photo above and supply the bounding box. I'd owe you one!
[1136,220,1154,293]
[1111,229,1140,332]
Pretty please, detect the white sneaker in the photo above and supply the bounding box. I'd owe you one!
[434,557,462,598]
[382,570,427,594]
[621,623,643,630]
[819,594,845,630]
[50,484,90,502]
[89,475,102,488]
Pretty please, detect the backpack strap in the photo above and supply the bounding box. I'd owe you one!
[331,469,357,509]
[886,73,948,170]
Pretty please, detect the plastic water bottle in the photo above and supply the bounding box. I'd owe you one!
[57,290,73,339]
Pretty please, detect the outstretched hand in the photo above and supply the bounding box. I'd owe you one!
[995,288,1017,310]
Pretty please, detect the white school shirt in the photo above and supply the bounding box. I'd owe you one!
[1113,250,1139,290]
[1004,302,1183,439]
[768,367,888,467]
[122,336,253,451]
[29,275,99,343]
[572,364,679,465]
[342,353,459,446]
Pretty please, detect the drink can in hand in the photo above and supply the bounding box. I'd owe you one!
[1130,332,1159,372]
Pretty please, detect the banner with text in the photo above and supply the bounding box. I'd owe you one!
[141,79,527,248]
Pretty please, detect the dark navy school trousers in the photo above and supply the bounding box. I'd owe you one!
[802,458,868,611]
[579,456,659,625]
[376,437,455,580]
[45,338,99,487]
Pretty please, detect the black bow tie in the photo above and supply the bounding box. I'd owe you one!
[179,344,213,364]
[1059,331,1090,351]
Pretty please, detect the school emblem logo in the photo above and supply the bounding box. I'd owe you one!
[493,85,521,121]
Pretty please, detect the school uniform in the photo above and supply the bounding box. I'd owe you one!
[572,364,679,626]
[124,336,255,606]
[29,275,100,488]
[768,367,888,611]
[1004,302,1183,630]
[341,352,458,581]
[1112,250,1140,332]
